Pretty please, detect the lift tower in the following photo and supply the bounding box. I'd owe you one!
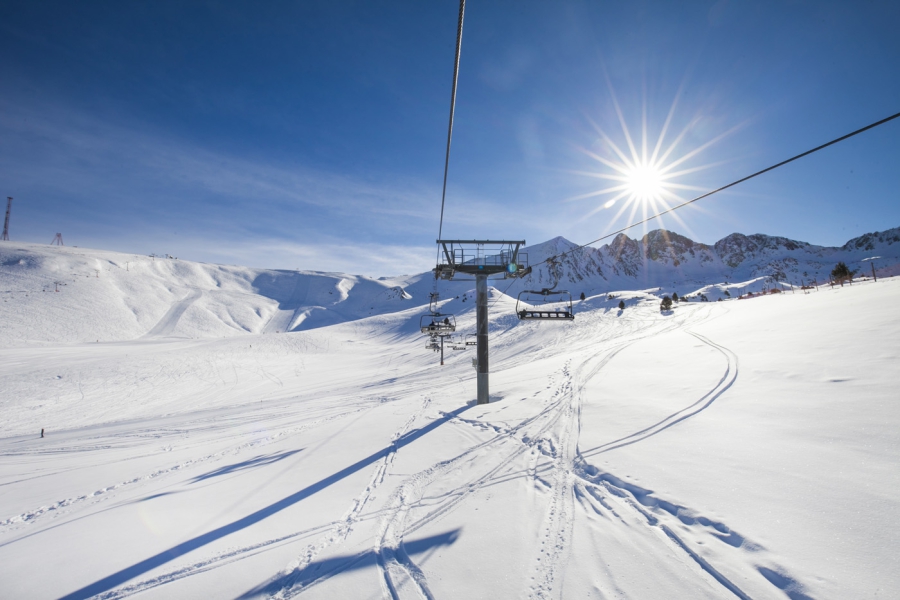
[1,197,11,241]
[435,240,529,404]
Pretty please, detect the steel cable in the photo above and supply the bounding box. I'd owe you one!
[530,110,900,271]
[435,0,466,268]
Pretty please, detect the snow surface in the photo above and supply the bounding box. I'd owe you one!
[1,241,899,599]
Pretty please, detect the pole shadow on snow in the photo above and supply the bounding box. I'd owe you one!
[2,452,307,552]
[237,529,461,598]
[189,449,303,484]
[58,405,471,600]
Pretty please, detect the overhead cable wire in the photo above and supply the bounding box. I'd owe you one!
[435,0,466,266]
[531,110,900,270]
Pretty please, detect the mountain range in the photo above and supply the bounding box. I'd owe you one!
[511,226,900,297]
[2,226,898,342]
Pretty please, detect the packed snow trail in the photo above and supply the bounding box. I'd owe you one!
[143,290,202,338]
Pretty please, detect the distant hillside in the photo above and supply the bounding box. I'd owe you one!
[508,227,900,297]
[0,243,418,344]
[2,226,898,342]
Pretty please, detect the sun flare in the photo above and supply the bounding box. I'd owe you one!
[570,83,738,237]
[625,162,665,201]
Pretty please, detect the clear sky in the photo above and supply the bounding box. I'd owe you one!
[1,1,898,275]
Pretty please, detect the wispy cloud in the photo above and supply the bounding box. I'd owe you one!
[164,235,437,276]
[0,97,574,274]
[0,101,458,273]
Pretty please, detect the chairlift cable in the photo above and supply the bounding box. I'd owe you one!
[435,0,466,269]
[531,110,900,271]
[487,110,898,310]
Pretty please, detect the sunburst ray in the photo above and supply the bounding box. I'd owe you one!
[575,81,739,238]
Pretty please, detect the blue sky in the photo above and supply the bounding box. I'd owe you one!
[1,1,898,275]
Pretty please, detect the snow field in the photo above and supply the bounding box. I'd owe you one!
[1,242,898,599]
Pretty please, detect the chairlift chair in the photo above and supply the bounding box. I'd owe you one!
[419,313,456,335]
[465,334,476,346]
[449,336,467,351]
[419,292,457,335]
[516,288,575,321]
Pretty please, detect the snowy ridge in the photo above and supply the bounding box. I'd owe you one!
[511,226,900,297]
[0,242,417,344]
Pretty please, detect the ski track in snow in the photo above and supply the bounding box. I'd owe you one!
[0,402,375,538]
[264,364,600,597]
[418,305,815,600]
[578,329,740,458]
[275,398,435,600]
[91,400,425,600]
[263,310,705,598]
[143,290,202,338]
[279,307,720,599]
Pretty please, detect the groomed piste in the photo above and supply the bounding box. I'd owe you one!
[1,241,898,599]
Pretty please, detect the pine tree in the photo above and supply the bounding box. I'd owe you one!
[672,291,679,302]
[618,299,625,310]
[831,261,852,286]
[660,296,673,311]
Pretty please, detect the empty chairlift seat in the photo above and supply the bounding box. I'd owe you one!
[516,289,575,321]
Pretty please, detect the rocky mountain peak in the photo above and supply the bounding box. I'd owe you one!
[841,226,900,252]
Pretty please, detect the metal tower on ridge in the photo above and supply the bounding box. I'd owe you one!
[1,197,11,241]
[51,233,64,246]
[435,240,530,404]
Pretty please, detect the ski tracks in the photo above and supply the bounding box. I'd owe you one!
[526,342,634,599]
[565,323,816,600]
[580,329,740,458]
[258,398,437,599]
[0,403,372,538]
[82,399,428,600]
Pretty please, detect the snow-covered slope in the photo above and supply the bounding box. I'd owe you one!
[3,226,898,344]
[1,268,898,599]
[0,242,418,344]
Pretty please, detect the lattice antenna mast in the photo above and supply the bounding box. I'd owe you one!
[51,233,64,246]
[1,197,11,241]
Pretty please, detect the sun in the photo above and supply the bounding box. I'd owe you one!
[624,162,665,202]
[571,81,739,234]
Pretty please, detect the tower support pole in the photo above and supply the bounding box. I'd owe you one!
[2,197,11,241]
[476,273,489,404]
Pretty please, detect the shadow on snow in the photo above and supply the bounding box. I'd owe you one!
[58,405,471,600]
[189,449,303,484]
[237,529,461,598]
